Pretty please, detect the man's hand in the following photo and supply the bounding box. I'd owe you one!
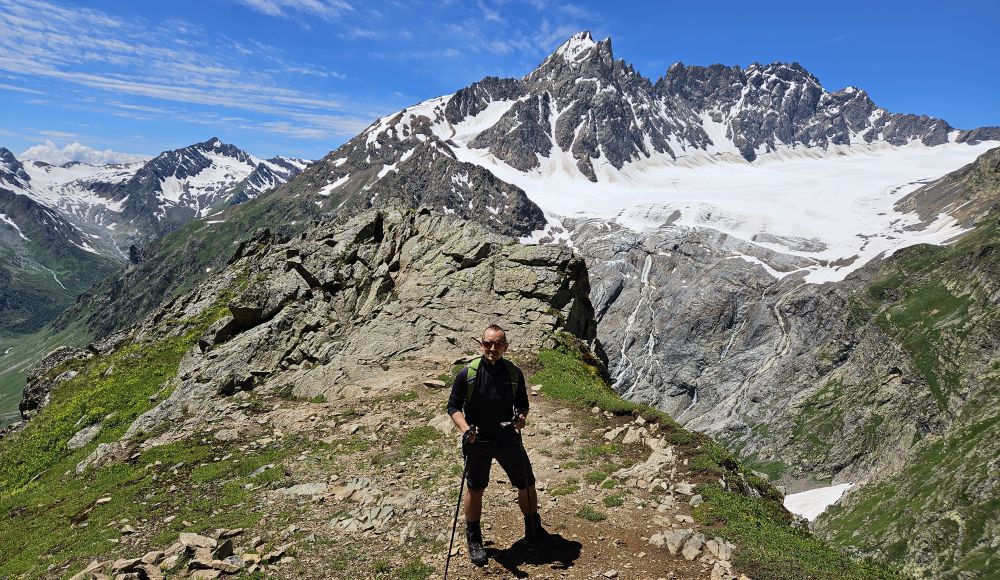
[513,413,526,430]
[462,425,478,444]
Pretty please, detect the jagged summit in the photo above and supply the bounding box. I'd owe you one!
[0,147,30,188]
[547,30,610,66]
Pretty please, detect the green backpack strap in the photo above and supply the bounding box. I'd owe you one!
[465,357,519,407]
[502,359,519,400]
[465,357,481,405]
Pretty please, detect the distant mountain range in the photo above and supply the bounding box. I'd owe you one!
[0,138,310,333]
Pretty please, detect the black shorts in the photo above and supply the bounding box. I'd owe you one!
[463,436,536,491]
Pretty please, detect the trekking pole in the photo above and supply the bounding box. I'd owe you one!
[444,439,471,580]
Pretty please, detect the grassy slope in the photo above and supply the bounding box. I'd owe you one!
[817,206,1000,577]
[534,334,898,580]
[0,322,92,427]
[0,319,897,578]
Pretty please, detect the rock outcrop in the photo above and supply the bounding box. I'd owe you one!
[67,207,595,453]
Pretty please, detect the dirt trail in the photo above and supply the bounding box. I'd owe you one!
[240,356,748,580]
[435,394,729,580]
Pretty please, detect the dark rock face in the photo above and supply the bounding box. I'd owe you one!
[19,346,92,420]
[293,109,546,237]
[472,32,708,180]
[445,76,525,124]
[227,157,309,206]
[110,138,253,233]
[0,147,31,189]
[659,62,959,159]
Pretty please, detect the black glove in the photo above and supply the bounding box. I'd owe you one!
[462,425,478,444]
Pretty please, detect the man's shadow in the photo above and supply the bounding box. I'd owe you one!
[486,533,583,578]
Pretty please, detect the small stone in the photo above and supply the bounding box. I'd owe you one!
[422,379,446,388]
[603,570,618,578]
[120,525,136,534]
[110,558,142,573]
[140,551,163,565]
[689,494,703,507]
[674,482,695,495]
[276,482,327,497]
[217,528,245,539]
[95,497,112,505]
[260,546,286,564]
[214,428,238,441]
[682,533,705,561]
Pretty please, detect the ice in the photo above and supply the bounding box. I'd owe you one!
[784,483,853,521]
[452,137,997,283]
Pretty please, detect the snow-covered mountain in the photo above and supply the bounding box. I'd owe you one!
[0,139,311,256]
[299,31,999,284]
[0,139,310,333]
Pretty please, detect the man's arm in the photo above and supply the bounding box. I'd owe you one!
[513,367,529,429]
[447,368,475,438]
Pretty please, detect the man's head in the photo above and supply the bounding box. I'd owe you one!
[479,324,508,364]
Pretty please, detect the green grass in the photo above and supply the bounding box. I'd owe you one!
[396,558,434,580]
[548,482,580,497]
[401,426,441,451]
[0,321,92,428]
[0,435,288,577]
[0,295,231,496]
[602,493,626,508]
[575,506,607,522]
[0,281,249,577]
[819,412,1000,577]
[694,483,900,580]
[583,469,608,485]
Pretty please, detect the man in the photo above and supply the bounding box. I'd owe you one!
[447,324,548,566]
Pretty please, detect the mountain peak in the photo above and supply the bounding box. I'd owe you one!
[194,137,225,151]
[546,30,613,66]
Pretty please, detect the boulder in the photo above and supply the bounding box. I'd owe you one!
[663,529,693,555]
[179,532,217,549]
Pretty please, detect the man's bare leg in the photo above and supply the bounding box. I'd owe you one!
[464,487,484,521]
[517,485,538,515]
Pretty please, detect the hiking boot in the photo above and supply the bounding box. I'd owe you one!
[524,512,551,549]
[466,521,488,566]
[523,514,538,547]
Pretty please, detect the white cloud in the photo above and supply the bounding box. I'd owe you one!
[20,141,149,165]
[0,0,363,141]
[233,0,353,20]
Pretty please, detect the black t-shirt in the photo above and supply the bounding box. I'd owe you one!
[447,356,529,442]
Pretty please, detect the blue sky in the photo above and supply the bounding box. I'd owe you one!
[1,0,997,162]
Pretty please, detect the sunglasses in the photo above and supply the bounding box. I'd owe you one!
[481,340,508,349]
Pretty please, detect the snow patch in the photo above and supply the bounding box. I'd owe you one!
[784,483,853,521]
[0,213,29,240]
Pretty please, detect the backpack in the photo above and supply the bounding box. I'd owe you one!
[464,357,519,409]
